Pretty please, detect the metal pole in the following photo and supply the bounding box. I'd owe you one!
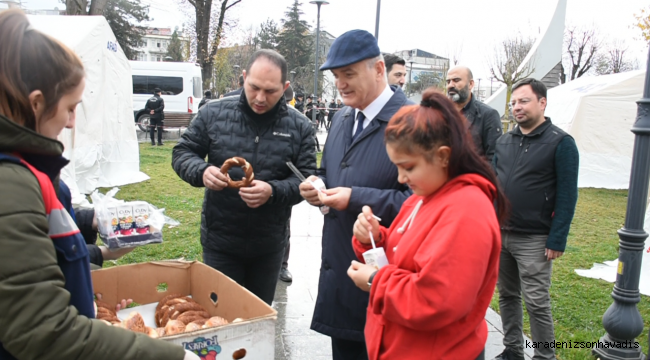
[593,46,650,360]
[312,3,322,126]
[374,0,381,39]
[408,61,413,97]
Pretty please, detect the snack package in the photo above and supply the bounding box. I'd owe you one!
[118,204,135,236]
[132,201,151,234]
[90,188,179,249]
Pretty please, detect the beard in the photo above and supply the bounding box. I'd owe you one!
[447,84,470,104]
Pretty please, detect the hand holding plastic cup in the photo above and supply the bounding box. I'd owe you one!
[362,231,388,270]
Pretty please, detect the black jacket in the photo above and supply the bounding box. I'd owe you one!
[144,94,165,121]
[493,118,573,235]
[327,102,337,119]
[461,95,502,161]
[311,86,413,341]
[198,97,211,109]
[172,93,316,257]
[224,87,243,98]
[295,100,304,113]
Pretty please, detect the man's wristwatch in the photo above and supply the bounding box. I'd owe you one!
[367,270,378,288]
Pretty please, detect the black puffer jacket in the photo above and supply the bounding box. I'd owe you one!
[172,93,316,257]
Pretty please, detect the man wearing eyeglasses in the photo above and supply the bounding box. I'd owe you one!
[491,78,579,360]
[446,66,502,161]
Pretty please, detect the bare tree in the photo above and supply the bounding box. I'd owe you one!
[561,26,600,83]
[445,42,463,66]
[489,36,535,118]
[66,0,109,15]
[595,40,639,75]
[183,0,243,90]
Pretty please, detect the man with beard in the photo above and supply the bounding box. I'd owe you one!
[446,66,502,161]
[299,29,412,360]
[172,49,316,305]
[383,53,407,88]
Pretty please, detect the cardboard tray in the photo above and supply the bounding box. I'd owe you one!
[92,261,278,359]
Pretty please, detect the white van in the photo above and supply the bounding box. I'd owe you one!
[130,61,203,131]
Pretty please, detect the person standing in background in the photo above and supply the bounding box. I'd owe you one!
[145,87,165,146]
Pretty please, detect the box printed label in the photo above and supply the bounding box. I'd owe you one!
[184,336,221,360]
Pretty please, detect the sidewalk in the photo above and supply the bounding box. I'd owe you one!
[273,200,534,360]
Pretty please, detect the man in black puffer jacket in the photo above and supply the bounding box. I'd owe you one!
[172,49,316,305]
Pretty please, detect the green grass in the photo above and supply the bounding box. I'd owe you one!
[104,143,649,359]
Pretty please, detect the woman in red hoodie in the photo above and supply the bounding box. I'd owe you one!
[347,89,508,360]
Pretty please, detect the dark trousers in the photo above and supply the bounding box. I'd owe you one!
[202,246,285,305]
[331,338,368,360]
[282,219,290,268]
[150,118,163,144]
[282,241,290,268]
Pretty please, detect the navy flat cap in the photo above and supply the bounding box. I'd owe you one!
[320,29,380,71]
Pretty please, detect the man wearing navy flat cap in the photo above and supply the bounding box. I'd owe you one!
[300,29,413,360]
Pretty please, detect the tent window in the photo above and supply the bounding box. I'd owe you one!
[132,75,183,95]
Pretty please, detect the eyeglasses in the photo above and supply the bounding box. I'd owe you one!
[508,98,533,109]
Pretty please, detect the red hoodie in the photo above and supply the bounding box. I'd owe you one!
[353,173,501,360]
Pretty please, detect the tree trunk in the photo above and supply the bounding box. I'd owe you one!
[504,85,513,120]
[89,0,109,15]
[66,0,88,15]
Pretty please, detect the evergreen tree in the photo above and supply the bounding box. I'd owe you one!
[257,19,279,49]
[102,0,150,60]
[166,29,185,62]
[277,0,313,90]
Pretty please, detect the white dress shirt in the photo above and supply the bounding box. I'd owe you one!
[352,85,394,136]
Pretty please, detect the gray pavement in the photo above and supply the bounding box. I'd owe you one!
[273,193,534,360]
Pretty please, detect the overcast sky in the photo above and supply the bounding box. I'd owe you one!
[26,0,649,81]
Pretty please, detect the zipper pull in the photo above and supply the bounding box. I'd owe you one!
[255,136,259,144]
[519,141,523,147]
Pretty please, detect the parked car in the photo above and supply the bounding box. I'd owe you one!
[130,61,202,131]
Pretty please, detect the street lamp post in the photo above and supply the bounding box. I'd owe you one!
[593,46,650,360]
[309,0,329,127]
[477,78,482,101]
[407,59,414,97]
[490,77,495,96]
[374,0,381,39]
[290,70,296,84]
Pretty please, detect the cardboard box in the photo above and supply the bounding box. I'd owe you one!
[92,261,277,359]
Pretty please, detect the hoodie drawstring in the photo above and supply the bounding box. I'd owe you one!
[397,199,423,234]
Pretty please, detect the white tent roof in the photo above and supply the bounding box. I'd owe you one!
[545,70,644,190]
[551,70,650,295]
[27,15,148,204]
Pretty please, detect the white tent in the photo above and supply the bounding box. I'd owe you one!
[545,70,645,190]
[545,70,650,296]
[27,15,148,205]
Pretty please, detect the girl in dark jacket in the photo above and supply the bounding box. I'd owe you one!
[0,10,197,360]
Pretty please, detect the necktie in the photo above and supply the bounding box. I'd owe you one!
[352,111,365,141]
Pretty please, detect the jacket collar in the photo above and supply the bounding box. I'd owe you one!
[512,116,553,137]
[0,114,69,180]
[339,86,410,124]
